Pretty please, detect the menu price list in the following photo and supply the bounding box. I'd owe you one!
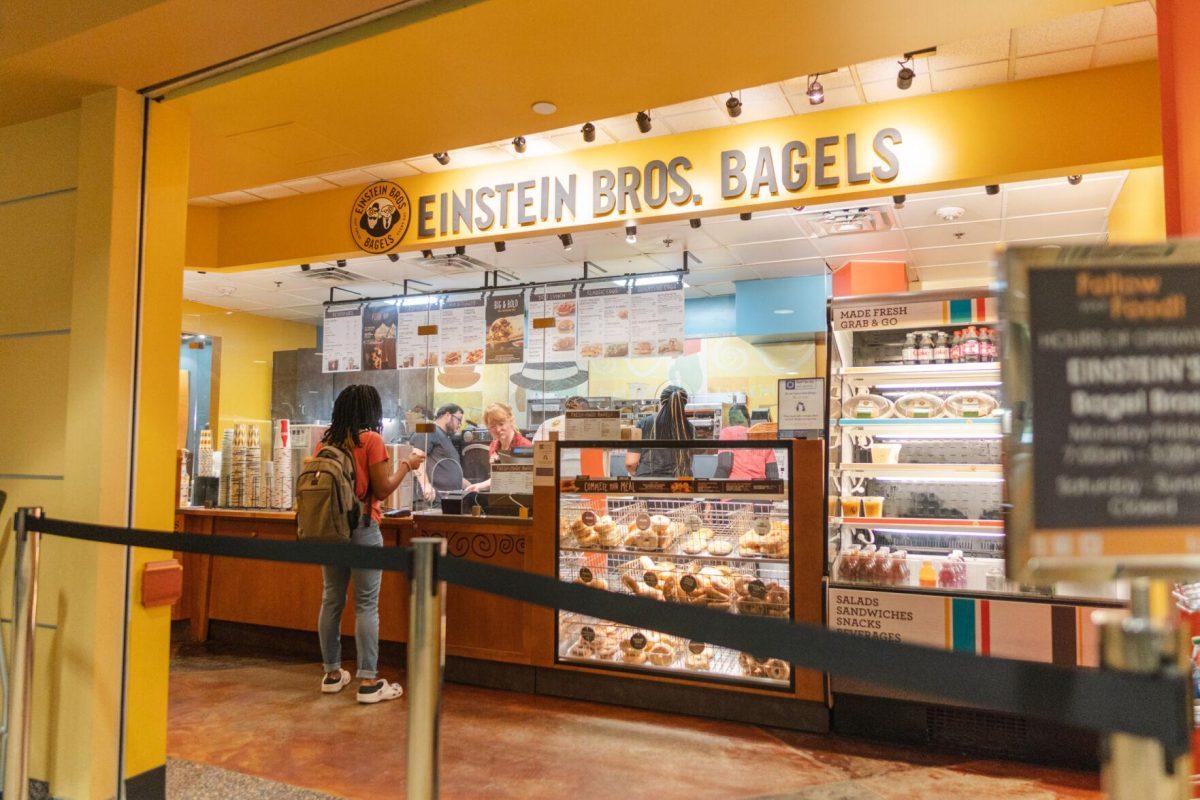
[559,477,785,496]
[1028,264,1200,530]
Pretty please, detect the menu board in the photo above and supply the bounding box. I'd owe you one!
[577,284,631,359]
[485,291,525,364]
[361,301,398,370]
[396,303,436,369]
[527,286,577,362]
[629,278,685,358]
[322,306,362,373]
[438,296,486,367]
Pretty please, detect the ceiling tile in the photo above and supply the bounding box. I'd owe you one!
[1098,2,1157,43]
[280,176,338,194]
[813,229,909,257]
[781,67,856,94]
[930,31,1012,71]
[662,107,730,133]
[209,190,259,205]
[670,247,739,269]
[1004,208,1109,241]
[657,97,722,116]
[1013,47,1094,80]
[930,60,1009,93]
[688,267,755,285]
[244,183,300,200]
[1004,175,1122,216]
[904,219,1002,249]
[729,238,821,263]
[897,192,1002,226]
[366,160,420,179]
[1015,9,1103,57]
[320,168,379,187]
[593,255,667,274]
[914,262,996,283]
[698,281,736,296]
[1093,35,1157,67]
[752,259,829,278]
[730,93,793,123]
[407,145,508,173]
[635,223,722,252]
[855,55,905,84]
[910,242,997,267]
[861,72,933,103]
[684,286,710,299]
[1006,232,1106,248]
[596,114,675,141]
[704,215,806,246]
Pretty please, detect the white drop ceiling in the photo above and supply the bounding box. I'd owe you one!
[183,171,1128,325]
[189,2,1157,208]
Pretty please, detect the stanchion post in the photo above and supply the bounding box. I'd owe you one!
[4,507,41,800]
[1099,578,1192,800]
[406,537,446,800]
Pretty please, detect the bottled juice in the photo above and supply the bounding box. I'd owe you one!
[918,560,937,587]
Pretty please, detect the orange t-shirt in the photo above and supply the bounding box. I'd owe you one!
[314,430,389,523]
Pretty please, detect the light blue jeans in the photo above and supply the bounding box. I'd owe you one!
[318,522,383,679]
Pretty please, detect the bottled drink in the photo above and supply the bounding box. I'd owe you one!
[949,331,961,363]
[916,332,934,364]
[982,328,996,362]
[962,325,980,363]
[901,333,916,365]
[918,560,937,587]
[933,332,949,364]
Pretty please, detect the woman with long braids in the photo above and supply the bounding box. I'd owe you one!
[315,385,425,704]
[625,385,695,478]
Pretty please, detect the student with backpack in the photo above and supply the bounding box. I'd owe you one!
[297,385,424,704]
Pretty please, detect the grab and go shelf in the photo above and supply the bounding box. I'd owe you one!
[554,442,796,690]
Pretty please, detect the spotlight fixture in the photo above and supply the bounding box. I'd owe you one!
[387,253,400,262]
[806,75,825,105]
[625,224,637,244]
[739,212,752,221]
[454,245,466,256]
[896,59,915,91]
[336,259,347,268]
[1067,174,1082,185]
[893,194,906,209]
[299,263,311,271]
[433,151,450,166]
[582,122,596,143]
[494,241,507,253]
[559,233,574,252]
[725,93,742,118]
[421,249,433,258]
[512,136,526,154]
[635,110,652,134]
[985,184,1000,196]
[689,218,702,229]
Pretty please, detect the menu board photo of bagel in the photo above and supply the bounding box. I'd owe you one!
[484,291,525,364]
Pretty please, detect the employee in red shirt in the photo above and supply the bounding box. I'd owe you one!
[715,404,779,480]
[466,401,532,492]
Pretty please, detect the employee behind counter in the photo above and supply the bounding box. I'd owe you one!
[409,403,471,500]
[466,402,532,493]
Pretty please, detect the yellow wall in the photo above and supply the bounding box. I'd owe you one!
[182,300,317,446]
[1108,165,1167,243]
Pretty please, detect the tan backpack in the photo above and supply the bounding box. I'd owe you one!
[296,444,363,542]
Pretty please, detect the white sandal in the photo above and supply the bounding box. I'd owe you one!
[321,669,351,694]
[357,680,403,704]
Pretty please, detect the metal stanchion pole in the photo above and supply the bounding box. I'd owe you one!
[1099,578,1192,800]
[406,537,446,800]
[4,507,41,800]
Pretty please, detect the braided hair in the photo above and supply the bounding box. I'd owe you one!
[323,384,384,450]
[651,385,693,476]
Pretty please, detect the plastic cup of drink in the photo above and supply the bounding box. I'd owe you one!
[862,496,885,518]
[841,497,861,517]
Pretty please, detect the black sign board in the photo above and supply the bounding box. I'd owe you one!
[559,477,784,496]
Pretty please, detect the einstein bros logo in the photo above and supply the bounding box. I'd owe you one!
[350,181,411,254]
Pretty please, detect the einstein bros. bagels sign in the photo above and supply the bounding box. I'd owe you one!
[350,181,412,254]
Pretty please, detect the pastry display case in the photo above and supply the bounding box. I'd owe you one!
[554,441,795,689]
[827,290,1011,595]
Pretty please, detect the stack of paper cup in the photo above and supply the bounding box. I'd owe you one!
[232,424,248,508]
[197,426,214,478]
[271,419,293,510]
[246,426,263,507]
[219,429,234,507]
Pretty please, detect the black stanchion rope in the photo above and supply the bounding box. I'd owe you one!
[21,514,1191,758]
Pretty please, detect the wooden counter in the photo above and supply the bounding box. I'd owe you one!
[175,508,547,666]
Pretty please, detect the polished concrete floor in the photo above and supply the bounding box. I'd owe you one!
[167,646,1103,800]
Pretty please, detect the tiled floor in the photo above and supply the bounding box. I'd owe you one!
[167,647,1102,800]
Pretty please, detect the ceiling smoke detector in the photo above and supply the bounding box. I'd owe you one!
[795,205,898,237]
[935,206,966,222]
[216,285,237,296]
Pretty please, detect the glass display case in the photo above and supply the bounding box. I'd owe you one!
[555,440,794,689]
[827,290,1012,595]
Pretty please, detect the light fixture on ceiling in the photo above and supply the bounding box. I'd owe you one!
[896,59,915,91]
[893,195,906,209]
[454,245,466,256]
[299,263,311,271]
[387,253,400,262]
[559,233,574,251]
[531,100,557,115]
[512,136,527,154]
[985,184,1000,196]
[433,151,450,166]
[635,110,652,134]
[582,122,596,143]
[1067,174,1082,185]
[625,224,637,244]
[689,218,701,229]
[494,241,506,253]
[806,74,825,105]
[725,93,742,118]
[336,259,347,267]
[420,249,433,258]
[773,308,795,315]
[739,212,752,221]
